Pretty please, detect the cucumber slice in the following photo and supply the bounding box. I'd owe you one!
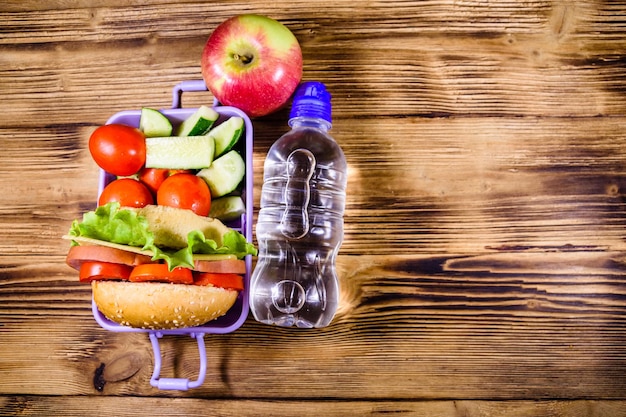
[139,107,173,137]
[197,150,245,198]
[209,195,246,221]
[209,116,244,157]
[145,136,215,169]
[176,105,219,136]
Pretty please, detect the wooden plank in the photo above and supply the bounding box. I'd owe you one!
[0,396,626,417]
[1,397,626,417]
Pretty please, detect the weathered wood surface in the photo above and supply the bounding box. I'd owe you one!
[2,397,626,417]
[1,0,626,415]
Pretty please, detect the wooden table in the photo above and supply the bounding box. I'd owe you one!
[2,1,626,415]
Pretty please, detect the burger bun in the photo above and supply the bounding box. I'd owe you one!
[92,280,239,329]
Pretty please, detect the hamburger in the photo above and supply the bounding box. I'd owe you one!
[64,202,257,329]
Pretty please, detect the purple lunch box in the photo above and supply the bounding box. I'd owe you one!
[94,80,254,390]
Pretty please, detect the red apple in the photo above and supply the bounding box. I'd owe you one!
[201,14,303,118]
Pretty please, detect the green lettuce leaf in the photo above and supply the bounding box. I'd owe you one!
[69,202,257,270]
[69,202,153,248]
[152,229,258,270]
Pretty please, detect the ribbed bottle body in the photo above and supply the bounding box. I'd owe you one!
[250,124,347,328]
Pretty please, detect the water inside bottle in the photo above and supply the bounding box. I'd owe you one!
[250,82,346,328]
[251,138,345,328]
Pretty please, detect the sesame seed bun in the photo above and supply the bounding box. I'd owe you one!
[92,280,239,329]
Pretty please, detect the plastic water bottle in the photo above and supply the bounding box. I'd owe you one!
[250,81,347,328]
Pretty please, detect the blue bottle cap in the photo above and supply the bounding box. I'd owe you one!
[289,81,332,124]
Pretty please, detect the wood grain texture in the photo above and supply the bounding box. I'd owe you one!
[1,0,625,415]
[1,397,626,417]
[1,0,625,127]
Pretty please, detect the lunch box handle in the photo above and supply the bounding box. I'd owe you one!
[171,80,219,109]
[149,331,207,390]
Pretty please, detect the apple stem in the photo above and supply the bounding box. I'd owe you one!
[233,53,254,65]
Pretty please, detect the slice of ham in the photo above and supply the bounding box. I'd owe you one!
[66,245,153,271]
[67,244,247,274]
[194,258,246,274]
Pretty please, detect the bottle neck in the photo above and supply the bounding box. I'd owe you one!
[288,116,332,132]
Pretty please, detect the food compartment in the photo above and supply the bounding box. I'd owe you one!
[93,105,254,335]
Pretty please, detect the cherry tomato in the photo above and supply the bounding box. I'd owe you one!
[138,168,193,195]
[79,261,133,283]
[98,178,154,208]
[89,124,146,176]
[138,168,170,195]
[193,272,244,290]
[157,173,211,216]
[129,264,193,284]
[168,169,192,176]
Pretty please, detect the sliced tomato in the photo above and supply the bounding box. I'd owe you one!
[193,272,244,291]
[66,245,152,271]
[193,258,246,274]
[79,261,133,283]
[129,264,193,284]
